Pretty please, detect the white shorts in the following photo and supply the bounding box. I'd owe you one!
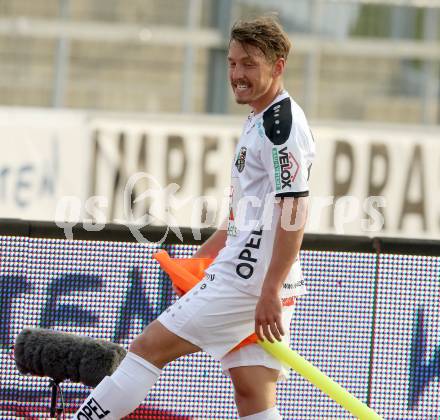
[157,275,295,381]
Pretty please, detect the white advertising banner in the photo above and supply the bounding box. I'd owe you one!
[0,108,89,221]
[309,123,440,239]
[88,116,440,239]
[0,108,439,239]
[87,115,238,232]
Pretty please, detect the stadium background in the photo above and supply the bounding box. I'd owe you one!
[0,1,439,419]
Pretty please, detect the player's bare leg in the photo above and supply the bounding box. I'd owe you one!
[73,321,200,419]
[229,365,282,419]
[129,320,201,368]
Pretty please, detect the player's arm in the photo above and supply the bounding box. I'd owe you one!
[170,220,227,297]
[255,196,308,342]
[256,97,315,342]
[192,218,228,259]
[172,223,226,297]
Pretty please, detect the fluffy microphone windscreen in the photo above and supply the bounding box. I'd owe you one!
[15,328,127,386]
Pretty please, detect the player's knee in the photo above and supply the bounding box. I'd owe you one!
[232,370,277,412]
[234,382,275,407]
[234,386,257,407]
[129,330,167,368]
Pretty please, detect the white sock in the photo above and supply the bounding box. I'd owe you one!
[73,352,162,420]
[240,406,282,420]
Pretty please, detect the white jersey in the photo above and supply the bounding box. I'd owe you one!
[206,90,315,297]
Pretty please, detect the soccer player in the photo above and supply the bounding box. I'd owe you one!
[73,16,315,420]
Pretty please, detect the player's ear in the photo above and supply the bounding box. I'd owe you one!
[272,57,285,78]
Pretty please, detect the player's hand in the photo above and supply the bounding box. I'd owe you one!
[255,291,284,343]
[172,283,185,297]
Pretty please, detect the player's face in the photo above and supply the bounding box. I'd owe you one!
[228,39,283,113]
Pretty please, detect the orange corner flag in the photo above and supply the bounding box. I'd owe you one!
[153,250,212,292]
[152,250,255,351]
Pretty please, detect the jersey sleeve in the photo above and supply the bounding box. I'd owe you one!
[260,97,315,198]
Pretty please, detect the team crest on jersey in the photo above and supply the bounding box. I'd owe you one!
[235,147,247,173]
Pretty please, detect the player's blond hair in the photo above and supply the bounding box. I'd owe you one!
[230,16,292,63]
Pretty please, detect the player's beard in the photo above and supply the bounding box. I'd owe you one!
[231,79,272,107]
[233,87,253,105]
[235,97,249,105]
